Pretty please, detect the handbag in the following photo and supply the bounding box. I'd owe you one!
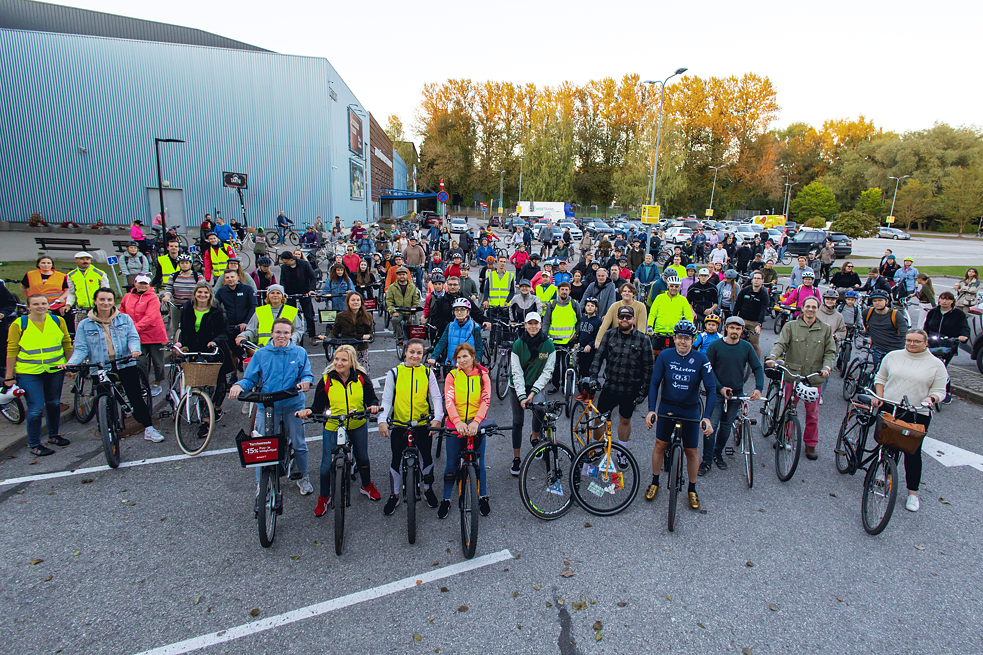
[874,412,926,454]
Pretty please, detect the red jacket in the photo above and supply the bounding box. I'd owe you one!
[120,289,168,344]
[203,244,236,281]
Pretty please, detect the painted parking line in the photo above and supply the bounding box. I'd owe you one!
[133,549,513,655]
[923,436,983,473]
[0,429,379,487]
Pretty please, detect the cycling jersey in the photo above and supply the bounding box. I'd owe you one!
[647,293,694,334]
[647,348,716,420]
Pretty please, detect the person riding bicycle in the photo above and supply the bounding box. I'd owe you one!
[862,288,909,370]
[923,291,970,404]
[647,275,694,356]
[296,344,381,516]
[378,339,444,515]
[429,298,483,366]
[644,319,716,509]
[230,317,315,502]
[780,269,821,315]
[585,304,654,465]
[765,296,834,461]
[700,316,763,476]
[543,282,582,393]
[509,312,556,476]
[385,266,422,347]
[870,328,948,513]
[686,268,719,323]
[693,314,723,353]
[439,342,492,519]
[893,257,919,296]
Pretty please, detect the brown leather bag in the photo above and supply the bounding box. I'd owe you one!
[875,412,927,454]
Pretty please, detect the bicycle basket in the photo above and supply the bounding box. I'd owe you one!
[409,325,427,339]
[245,226,256,234]
[363,298,377,310]
[182,362,222,387]
[235,429,286,468]
[874,413,926,455]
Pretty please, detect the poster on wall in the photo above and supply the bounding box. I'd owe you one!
[350,159,365,200]
[348,108,363,154]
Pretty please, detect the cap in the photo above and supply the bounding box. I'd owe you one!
[617,306,635,318]
[396,266,409,274]
[74,251,93,258]
[519,279,532,287]
[267,284,285,294]
[725,316,745,327]
[524,311,542,324]
[698,268,710,276]
[134,274,152,284]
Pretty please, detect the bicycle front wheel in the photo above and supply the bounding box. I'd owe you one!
[258,466,278,548]
[286,231,300,246]
[97,395,121,468]
[267,231,280,246]
[459,463,479,559]
[571,441,640,517]
[494,356,510,400]
[862,453,898,535]
[406,458,417,545]
[667,443,682,532]
[1,397,25,424]
[775,413,802,482]
[740,418,754,489]
[73,373,97,423]
[175,388,215,455]
[519,441,575,520]
[759,383,780,437]
[333,457,347,556]
[842,361,861,401]
[835,409,863,475]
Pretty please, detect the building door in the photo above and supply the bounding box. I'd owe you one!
[147,188,187,234]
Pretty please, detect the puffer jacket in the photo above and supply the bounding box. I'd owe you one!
[120,289,168,344]
[235,341,313,412]
[67,308,142,369]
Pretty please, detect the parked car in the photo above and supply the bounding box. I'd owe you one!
[420,211,442,227]
[736,224,760,235]
[488,215,501,227]
[964,305,983,374]
[878,227,911,240]
[585,220,615,238]
[664,227,694,245]
[681,220,701,231]
[449,218,469,235]
[784,229,852,258]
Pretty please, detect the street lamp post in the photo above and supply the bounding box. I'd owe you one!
[518,157,525,208]
[708,165,724,217]
[784,182,799,220]
[888,175,910,220]
[154,138,184,230]
[499,170,505,216]
[642,67,687,207]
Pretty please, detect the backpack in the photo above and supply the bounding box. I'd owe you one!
[864,307,898,333]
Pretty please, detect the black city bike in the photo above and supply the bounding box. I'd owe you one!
[519,401,574,520]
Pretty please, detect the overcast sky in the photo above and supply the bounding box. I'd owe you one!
[59,0,980,142]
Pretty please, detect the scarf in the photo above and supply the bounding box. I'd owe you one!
[89,306,119,359]
[519,327,548,353]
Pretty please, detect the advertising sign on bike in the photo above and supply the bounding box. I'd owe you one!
[235,429,285,467]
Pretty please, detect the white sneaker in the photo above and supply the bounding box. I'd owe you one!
[297,477,314,496]
[905,494,920,512]
[144,426,165,443]
[151,384,162,397]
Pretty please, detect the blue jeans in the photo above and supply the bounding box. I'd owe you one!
[320,423,370,497]
[277,226,286,244]
[17,371,65,448]
[443,431,487,498]
[254,404,307,481]
[704,392,740,462]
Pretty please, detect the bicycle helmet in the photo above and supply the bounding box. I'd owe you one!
[704,314,722,325]
[868,289,890,300]
[794,381,820,403]
[844,290,859,298]
[822,288,839,299]
[664,275,681,286]
[430,273,445,283]
[673,320,698,337]
[256,256,271,267]
[802,270,815,279]
[452,298,472,310]
[176,253,192,262]
[583,296,599,306]
[686,264,697,270]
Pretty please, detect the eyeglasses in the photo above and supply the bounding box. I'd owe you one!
[905,339,926,345]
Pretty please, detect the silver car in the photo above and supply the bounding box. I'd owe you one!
[878,227,911,240]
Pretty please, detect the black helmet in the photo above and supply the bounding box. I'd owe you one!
[256,256,272,267]
[868,289,890,300]
[673,320,698,337]
[431,273,445,283]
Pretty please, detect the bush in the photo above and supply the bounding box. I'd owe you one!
[830,210,879,239]
[803,216,826,228]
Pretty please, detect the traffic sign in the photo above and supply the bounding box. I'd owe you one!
[437,191,449,203]
[886,216,895,224]
[189,245,198,253]
[640,204,661,224]
[705,208,714,217]
[498,206,503,214]
[106,256,118,266]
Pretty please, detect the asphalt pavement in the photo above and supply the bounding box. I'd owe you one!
[3,299,983,654]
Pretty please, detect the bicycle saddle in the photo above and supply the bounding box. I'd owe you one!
[857,394,873,406]
[238,388,299,406]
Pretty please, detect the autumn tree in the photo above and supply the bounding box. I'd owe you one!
[893,178,934,231]
[790,181,839,222]
[937,166,983,236]
[830,209,879,239]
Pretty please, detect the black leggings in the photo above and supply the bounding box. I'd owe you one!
[885,405,930,492]
[117,365,153,428]
[389,426,434,495]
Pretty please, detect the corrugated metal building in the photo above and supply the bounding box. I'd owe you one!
[0,1,378,233]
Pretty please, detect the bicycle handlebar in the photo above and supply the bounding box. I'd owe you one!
[768,362,824,382]
[63,355,136,372]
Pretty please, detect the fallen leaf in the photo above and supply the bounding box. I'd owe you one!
[589,599,596,605]
[446,548,451,553]
[666,595,672,600]
[249,609,259,617]
[413,634,422,642]
[557,599,564,606]
[746,561,754,567]
[595,632,602,642]
[940,551,947,555]
[546,602,553,607]
[593,621,603,631]
[432,561,439,566]
[512,591,518,598]
[314,541,322,547]
[45,574,53,582]
[743,649,754,655]
[81,479,93,484]
[572,601,586,611]
[30,559,43,565]
[560,568,574,578]
[121,499,127,504]
[584,522,592,528]
[217,631,226,637]
[758,508,765,512]
[440,586,449,592]
[514,553,521,559]
[829,493,836,497]
[291,556,300,561]
[415,580,422,586]
[939,498,951,505]
[194,597,201,605]
[428,617,434,622]
[768,604,778,611]
[697,622,706,629]
[128,502,137,506]
[563,560,570,566]
[699,509,707,514]
[533,584,541,591]
[517,624,522,629]
[458,605,468,612]
[160,517,166,521]
[914,545,926,551]
[73,551,80,556]
[617,601,627,607]
[836,596,843,602]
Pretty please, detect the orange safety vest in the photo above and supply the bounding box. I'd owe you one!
[26,269,66,304]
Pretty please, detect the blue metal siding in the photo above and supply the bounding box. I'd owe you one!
[0,28,370,231]
[392,149,408,217]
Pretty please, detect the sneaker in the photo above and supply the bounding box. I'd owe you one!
[616,450,629,470]
[575,392,586,401]
[905,494,920,512]
[197,422,210,438]
[314,495,331,517]
[383,494,400,515]
[144,427,165,443]
[151,384,162,397]
[214,408,223,422]
[688,491,700,509]
[713,454,728,471]
[29,444,55,457]
[644,484,659,501]
[479,496,490,516]
[424,487,438,508]
[360,482,381,501]
[510,457,522,476]
[942,393,953,405]
[805,446,818,461]
[547,386,559,395]
[819,396,824,405]
[437,499,451,519]
[698,461,711,477]
[297,477,314,495]
[47,435,71,447]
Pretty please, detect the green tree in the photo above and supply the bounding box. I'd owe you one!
[856,188,884,219]
[937,166,983,236]
[830,209,879,238]
[789,181,839,222]
[893,178,934,231]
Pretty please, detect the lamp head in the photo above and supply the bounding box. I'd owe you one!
[675,68,688,75]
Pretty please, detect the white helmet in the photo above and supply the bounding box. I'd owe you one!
[0,384,25,405]
[795,381,820,403]
[452,297,472,310]
[665,275,681,286]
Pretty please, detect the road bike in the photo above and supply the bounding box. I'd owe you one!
[234,387,300,548]
[64,356,151,468]
[722,394,757,489]
[652,412,702,532]
[569,385,640,516]
[766,363,824,482]
[158,345,221,455]
[315,408,375,556]
[759,364,783,438]
[518,401,574,521]
[267,226,300,246]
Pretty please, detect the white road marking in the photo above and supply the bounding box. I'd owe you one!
[133,549,513,655]
[368,348,398,353]
[923,436,983,473]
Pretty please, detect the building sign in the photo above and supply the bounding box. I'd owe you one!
[373,147,393,168]
[350,159,365,200]
[348,108,363,155]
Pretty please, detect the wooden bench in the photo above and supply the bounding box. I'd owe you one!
[34,237,93,253]
[112,240,131,253]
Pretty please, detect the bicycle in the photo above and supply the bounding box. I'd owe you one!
[390,418,435,545]
[772,303,794,334]
[652,412,703,532]
[390,306,425,360]
[569,384,640,516]
[549,343,578,418]
[64,356,151,468]
[518,401,574,521]
[316,407,375,556]
[765,363,823,482]
[234,388,300,548]
[842,342,876,402]
[267,226,300,246]
[158,345,221,455]
[834,390,934,535]
[758,365,782,438]
[722,394,757,489]
[835,324,861,377]
[318,335,374,361]
[0,365,25,424]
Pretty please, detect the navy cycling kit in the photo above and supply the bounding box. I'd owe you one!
[648,348,716,448]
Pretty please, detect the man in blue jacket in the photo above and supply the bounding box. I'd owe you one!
[229,317,315,501]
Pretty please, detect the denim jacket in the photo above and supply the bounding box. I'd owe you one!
[67,309,142,369]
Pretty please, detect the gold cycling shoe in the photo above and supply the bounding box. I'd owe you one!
[688,491,700,509]
[645,485,659,501]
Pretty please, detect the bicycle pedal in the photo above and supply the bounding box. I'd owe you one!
[724,447,734,456]
[749,419,756,425]
[157,411,172,419]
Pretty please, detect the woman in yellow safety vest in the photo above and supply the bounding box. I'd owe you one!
[4,294,72,456]
[236,285,303,348]
[297,344,381,517]
[437,342,492,519]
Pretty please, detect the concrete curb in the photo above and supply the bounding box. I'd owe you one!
[951,384,983,406]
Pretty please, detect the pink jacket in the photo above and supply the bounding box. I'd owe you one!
[781,284,821,309]
[131,224,145,241]
[120,289,168,344]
